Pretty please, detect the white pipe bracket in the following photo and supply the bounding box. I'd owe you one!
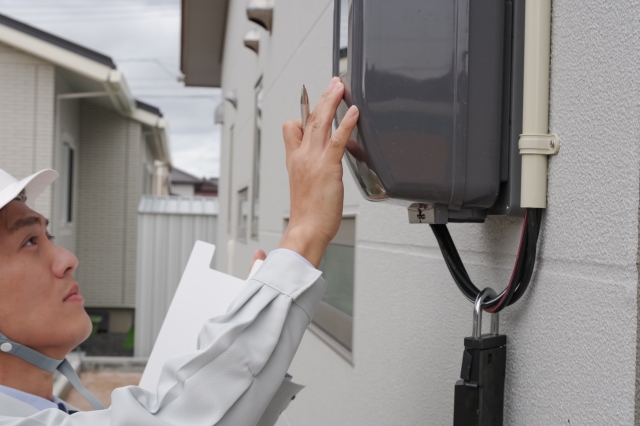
[519,134,560,156]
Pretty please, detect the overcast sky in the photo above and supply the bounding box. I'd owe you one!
[0,0,221,178]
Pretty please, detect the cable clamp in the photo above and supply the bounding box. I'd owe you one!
[519,134,560,155]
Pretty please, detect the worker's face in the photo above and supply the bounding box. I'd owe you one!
[0,200,91,360]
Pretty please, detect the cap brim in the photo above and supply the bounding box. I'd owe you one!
[0,169,59,210]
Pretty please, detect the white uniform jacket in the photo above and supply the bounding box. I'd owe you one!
[0,250,326,425]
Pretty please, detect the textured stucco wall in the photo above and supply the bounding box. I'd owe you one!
[0,42,55,219]
[77,102,143,308]
[217,0,640,424]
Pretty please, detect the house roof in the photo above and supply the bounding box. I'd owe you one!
[171,168,201,184]
[0,13,171,165]
[0,13,116,69]
[136,100,164,118]
[196,179,218,194]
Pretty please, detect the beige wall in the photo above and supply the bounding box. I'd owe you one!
[0,42,162,312]
[76,102,143,308]
[171,183,195,197]
[0,42,55,219]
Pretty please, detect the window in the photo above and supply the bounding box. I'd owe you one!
[251,81,263,240]
[237,187,249,242]
[227,125,235,234]
[142,164,154,195]
[286,216,356,360]
[61,141,75,224]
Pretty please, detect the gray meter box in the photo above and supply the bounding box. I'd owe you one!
[334,0,526,223]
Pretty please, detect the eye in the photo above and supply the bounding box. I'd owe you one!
[24,237,37,247]
[48,234,55,242]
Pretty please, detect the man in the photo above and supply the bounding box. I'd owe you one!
[0,78,359,424]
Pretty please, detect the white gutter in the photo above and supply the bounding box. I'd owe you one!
[57,91,109,100]
[133,109,172,165]
[153,118,172,166]
[105,70,136,116]
[519,0,560,208]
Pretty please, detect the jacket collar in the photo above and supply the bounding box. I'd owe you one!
[0,391,41,417]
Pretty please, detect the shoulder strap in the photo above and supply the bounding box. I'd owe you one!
[0,333,105,410]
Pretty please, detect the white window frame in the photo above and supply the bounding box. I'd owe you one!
[59,133,77,232]
[251,79,263,240]
[237,187,249,243]
[285,214,357,363]
[227,125,235,234]
[142,162,154,196]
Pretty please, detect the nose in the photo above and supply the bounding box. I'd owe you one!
[52,244,79,279]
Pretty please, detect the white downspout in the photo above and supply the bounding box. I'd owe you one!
[519,0,559,208]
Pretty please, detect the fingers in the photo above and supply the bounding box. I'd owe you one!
[305,78,343,137]
[326,105,359,162]
[282,119,303,156]
[315,81,345,127]
[313,77,340,114]
[249,249,267,272]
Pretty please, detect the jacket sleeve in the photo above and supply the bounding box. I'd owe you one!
[0,250,326,426]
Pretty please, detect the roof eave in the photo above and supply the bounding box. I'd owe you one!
[0,20,136,115]
[0,17,170,166]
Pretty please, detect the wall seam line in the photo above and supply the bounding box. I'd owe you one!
[262,0,333,98]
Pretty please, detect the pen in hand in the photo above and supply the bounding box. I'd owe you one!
[301,85,310,133]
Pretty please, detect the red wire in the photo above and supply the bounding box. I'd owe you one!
[485,209,528,313]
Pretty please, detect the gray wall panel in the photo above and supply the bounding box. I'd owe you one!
[76,102,143,308]
[135,196,218,357]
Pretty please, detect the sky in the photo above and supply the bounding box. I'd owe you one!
[0,0,221,178]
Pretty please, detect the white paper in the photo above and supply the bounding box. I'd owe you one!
[139,241,248,391]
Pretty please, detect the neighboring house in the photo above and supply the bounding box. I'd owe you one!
[196,177,218,197]
[181,0,640,425]
[0,14,171,334]
[171,167,201,196]
[171,167,218,197]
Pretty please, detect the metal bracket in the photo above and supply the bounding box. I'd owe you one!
[407,204,448,224]
[518,134,560,155]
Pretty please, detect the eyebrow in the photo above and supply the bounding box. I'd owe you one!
[8,217,49,234]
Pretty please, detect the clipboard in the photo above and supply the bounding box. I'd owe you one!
[139,240,263,391]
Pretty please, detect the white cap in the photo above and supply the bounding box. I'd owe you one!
[0,168,58,211]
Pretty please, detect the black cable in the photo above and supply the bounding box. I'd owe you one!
[429,208,542,312]
[509,208,542,304]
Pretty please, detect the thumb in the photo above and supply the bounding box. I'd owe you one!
[282,120,303,157]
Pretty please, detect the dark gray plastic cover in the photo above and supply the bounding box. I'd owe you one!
[334,0,506,211]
